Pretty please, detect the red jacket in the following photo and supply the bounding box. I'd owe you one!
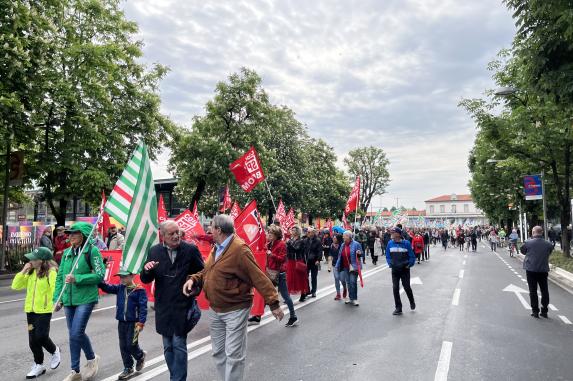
[412,235,425,254]
[267,239,287,273]
[53,235,71,263]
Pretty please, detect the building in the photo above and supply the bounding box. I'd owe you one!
[424,194,488,226]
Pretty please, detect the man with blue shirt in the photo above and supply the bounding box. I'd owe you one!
[385,227,417,316]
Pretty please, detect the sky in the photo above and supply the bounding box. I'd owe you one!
[122,0,516,210]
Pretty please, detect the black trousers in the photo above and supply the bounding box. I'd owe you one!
[307,262,318,294]
[27,312,56,364]
[368,246,377,264]
[471,241,477,251]
[392,268,415,310]
[526,271,549,314]
[422,246,430,260]
[118,321,144,369]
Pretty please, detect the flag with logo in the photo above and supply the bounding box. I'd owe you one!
[234,200,266,252]
[219,185,232,212]
[284,208,296,230]
[158,194,168,223]
[104,142,158,274]
[230,201,242,220]
[192,201,199,220]
[229,147,266,193]
[345,177,361,214]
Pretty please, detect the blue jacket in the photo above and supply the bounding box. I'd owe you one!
[335,240,362,271]
[99,282,147,324]
[385,239,416,270]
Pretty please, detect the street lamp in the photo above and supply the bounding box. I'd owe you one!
[494,87,518,96]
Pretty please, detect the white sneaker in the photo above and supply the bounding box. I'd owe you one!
[81,354,99,381]
[62,370,82,381]
[344,297,350,304]
[26,363,46,379]
[50,346,61,369]
[352,300,360,307]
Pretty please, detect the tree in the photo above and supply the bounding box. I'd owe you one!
[169,68,350,218]
[20,0,174,225]
[382,207,389,212]
[344,146,390,214]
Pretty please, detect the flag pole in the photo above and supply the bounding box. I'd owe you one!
[52,212,102,312]
[353,176,360,231]
[263,179,278,215]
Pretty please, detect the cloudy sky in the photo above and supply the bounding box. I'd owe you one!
[122,0,516,210]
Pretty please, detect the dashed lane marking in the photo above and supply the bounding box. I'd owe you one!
[459,270,464,279]
[559,315,572,325]
[452,288,461,306]
[434,341,453,381]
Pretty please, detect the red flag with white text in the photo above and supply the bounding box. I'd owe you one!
[192,201,199,220]
[284,208,296,230]
[229,147,266,193]
[219,186,232,212]
[158,194,168,224]
[234,200,267,252]
[97,191,111,239]
[230,201,242,220]
[276,199,287,224]
[345,177,360,214]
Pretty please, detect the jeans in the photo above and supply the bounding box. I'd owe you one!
[490,242,497,251]
[526,271,549,314]
[392,268,415,310]
[339,270,358,301]
[209,307,250,381]
[64,303,96,372]
[118,321,144,369]
[277,272,296,319]
[307,262,318,295]
[162,334,188,381]
[333,267,343,295]
[27,312,56,364]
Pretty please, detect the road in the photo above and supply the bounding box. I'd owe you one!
[1,241,573,381]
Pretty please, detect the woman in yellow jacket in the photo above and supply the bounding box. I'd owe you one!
[11,247,61,379]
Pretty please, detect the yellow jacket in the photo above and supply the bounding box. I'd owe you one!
[11,269,57,314]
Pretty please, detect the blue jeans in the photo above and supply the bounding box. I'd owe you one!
[333,268,343,295]
[162,334,188,381]
[339,270,358,301]
[278,272,296,319]
[118,321,144,369]
[64,303,96,372]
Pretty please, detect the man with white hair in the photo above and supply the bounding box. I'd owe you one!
[520,226,553,318]
[141,220,205,381]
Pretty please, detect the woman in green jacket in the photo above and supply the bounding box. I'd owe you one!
[12,247,61,379]
[53,222,105,381]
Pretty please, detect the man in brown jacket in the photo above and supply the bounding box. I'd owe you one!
[183,214,284,381]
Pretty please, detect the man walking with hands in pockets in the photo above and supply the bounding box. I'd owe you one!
[183,214,284,381]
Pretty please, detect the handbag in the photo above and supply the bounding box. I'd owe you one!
[266,267,279,286]
[185,298,201,334]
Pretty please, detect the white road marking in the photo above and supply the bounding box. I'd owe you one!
[0,298,25,305]
[502,284,531,310]
[434,341,453,381]
[452,289,461,306]
[462,260,466,265]
[559,315,572,325]
[102,265,391,381]
[549,304,558,311]
[464,255,468,258]
[458,270,464,279]
[51,305,116,322]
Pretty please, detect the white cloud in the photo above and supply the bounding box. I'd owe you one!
[123,0,516,209]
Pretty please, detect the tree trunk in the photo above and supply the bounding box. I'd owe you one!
[50,198,67,227]
[190,178,206,210]
[561,144,571,258]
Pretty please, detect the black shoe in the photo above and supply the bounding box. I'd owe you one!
[247,316,261,326]
[118,367,135,380]
[531,312,540,318]
[393,309,403,316]
[135,351,146,372]
[311,293,316,298]
[299,296,306,302]
[540,311,548,318]
[410,302,416,310]
[285,317,298,327]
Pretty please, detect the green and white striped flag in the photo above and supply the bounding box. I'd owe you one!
[104,142,158,273]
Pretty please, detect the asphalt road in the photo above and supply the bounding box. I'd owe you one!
[1,242,572,381]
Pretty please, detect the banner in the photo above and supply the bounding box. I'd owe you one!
[158,194,168,223]
[345,177,361,214]
[97,191,111,239]
[192,201,199,220]
[230,201,241,220]
[219,186,232,212]
[524,175,543,201]
[234,200,266,252]
[284,208,295,230]
[229,147,266,193]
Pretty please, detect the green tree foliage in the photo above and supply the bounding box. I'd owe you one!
[1,0,175,225]
[462,0,573,257]
[168,68,350,218]
[343,146,390,213]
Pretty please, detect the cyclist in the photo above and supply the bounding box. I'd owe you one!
[508,229,519,257]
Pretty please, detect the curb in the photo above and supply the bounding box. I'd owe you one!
[516,254,573,295]
[0,273,15,281]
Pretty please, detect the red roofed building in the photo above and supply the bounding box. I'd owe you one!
[424,194,487,225]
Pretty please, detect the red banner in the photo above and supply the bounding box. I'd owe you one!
[97,192,111,239]
[345,177,360,214]
[234,200,267,253]
[342,213,351,230]
[230,201,241,220]
[192,201,199,220]
[229,147,265,193]
[158,194,168,224]
[219,186,232,212]
[284,208,295,230]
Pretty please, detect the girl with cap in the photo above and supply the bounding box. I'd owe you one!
[53,222,105,381]
[11,247,61,379]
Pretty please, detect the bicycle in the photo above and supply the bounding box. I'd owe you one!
[508,240,517,257]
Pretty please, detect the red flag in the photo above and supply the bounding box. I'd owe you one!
[192,201,199,220]
[234,200,266,252]
[276,199,287,224]
[345,177,361,214]
[342,213,351,230]
[175,209,205,240]
[326,218,333,235]
[219,186,232,212]
[158,194,168,223]
[229,147,266,193]
[284,208,296,230]
[97,192,111,239]
[230,201,242,220]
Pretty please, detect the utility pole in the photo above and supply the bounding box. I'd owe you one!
[1,131,12,271]
[541,169,548,240]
